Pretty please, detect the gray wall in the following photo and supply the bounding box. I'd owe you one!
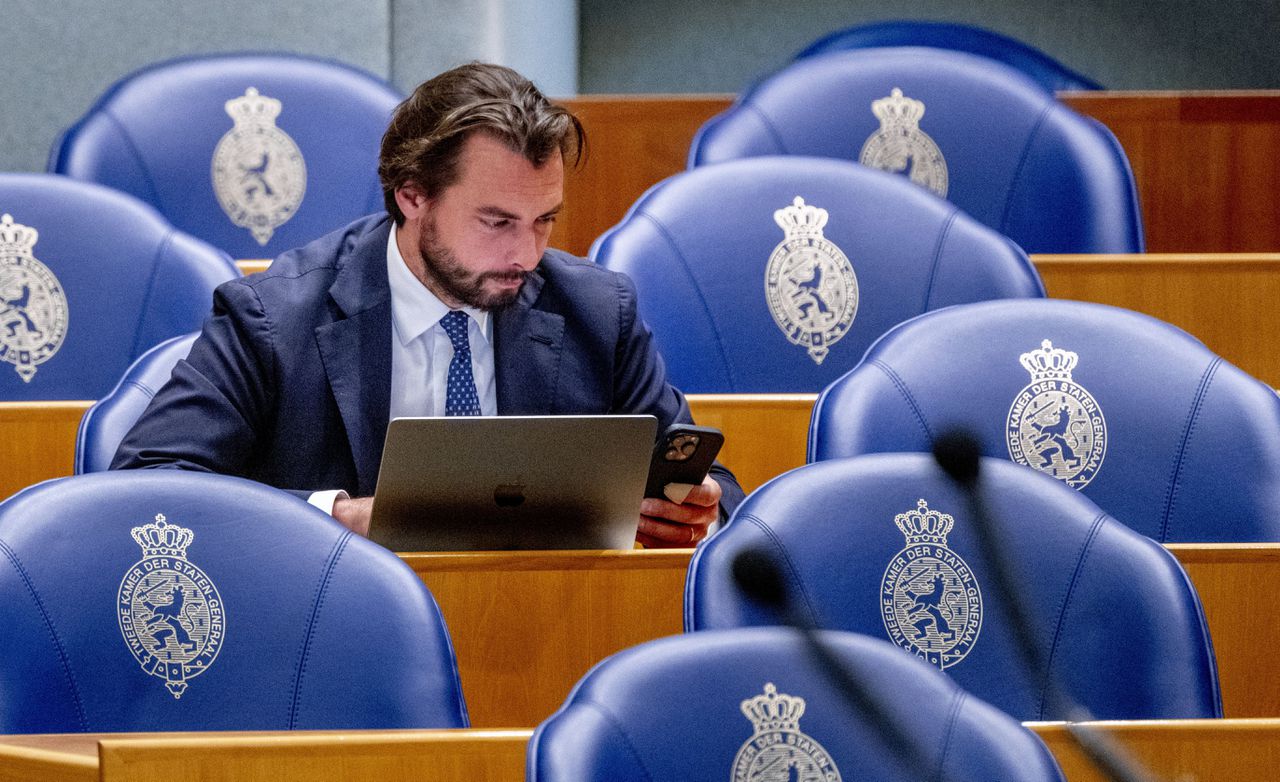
[579,0,1280,93]
[2,0,577,174]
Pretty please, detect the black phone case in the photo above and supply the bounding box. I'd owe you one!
[644,425,725,500]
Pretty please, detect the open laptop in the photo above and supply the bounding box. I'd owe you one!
[368,415,658,551]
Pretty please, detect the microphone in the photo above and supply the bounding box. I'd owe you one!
[931,428,1161,782]
[732,545,932,782]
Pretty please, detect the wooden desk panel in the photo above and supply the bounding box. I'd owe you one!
[1035,253,1280,388]
[0,402,89,502]
[687,394,815,493]
[1032,719,1280,781]
[403,550,692,728]
[2,721,1278,781]
[1168,544,1280,718]
[1061,92,1280,253]
[0,729,529,782]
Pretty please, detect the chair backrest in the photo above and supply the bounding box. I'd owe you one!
[797,21,1103,92]
[51,53,402,259]
[689,48,1142,254]
[0,470,468,732]
[591,156,1043,393]
[687,454,1221,720]
[529,626,1065,781]
[75,332,198,474]
[810,299,1280,542]
[0,174,236,400]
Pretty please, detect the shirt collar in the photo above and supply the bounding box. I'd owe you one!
[387,224,490,346]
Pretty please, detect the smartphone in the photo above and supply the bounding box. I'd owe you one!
[644,424,725,500]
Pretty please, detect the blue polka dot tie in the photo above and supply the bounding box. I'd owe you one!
[440,310,482,416]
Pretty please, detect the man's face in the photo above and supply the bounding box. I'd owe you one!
[395,132,564,310]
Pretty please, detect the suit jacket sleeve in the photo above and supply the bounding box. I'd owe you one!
[110,278,287,487]
[611,272,746,518]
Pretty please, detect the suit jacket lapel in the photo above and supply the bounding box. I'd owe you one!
[495,269,565,414]
[314,219,393,496]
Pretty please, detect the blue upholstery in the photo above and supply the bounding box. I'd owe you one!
[810,299,1280,542]
[797,21,1103,92]
[0,470,467,732]
[75,332,198,474]
[529,627,1065,781]
[51,53,402,260]
[689,48,1142,254]
[591,157,1043,393]
[0,174,236,401]
[688,454,1221,720]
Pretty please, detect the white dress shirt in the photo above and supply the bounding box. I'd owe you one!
[309,225,497,514]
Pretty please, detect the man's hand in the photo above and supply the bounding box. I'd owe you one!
[636,475,723,548]
[332,496,374,537]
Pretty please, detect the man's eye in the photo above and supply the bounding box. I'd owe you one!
[484,218,509,229]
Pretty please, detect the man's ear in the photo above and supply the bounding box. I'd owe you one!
[394,182,431,222]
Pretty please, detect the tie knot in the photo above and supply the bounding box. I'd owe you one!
[441,310,470,352]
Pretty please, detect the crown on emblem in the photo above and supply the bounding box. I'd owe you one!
[130,514,194,558]
[773,196,829,238]
[225,87,283,124]
[1019,339,1078,381]
[740,682,806,732]
[871,88,926,126]
[0,214,38,253]
[895,499,954,546]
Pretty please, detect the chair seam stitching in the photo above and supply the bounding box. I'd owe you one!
[577,700,656,782]
[129,232,173,361]
[921,211,959,311]
[871,359,935,443]
[288,532,351,728]
[998,103,1054,236]
[934,690,968,782]
[1160,359,1220,542]
[0,540,88,731]
[1038,512,1106,718]
[102,109,165,208]
[743,102,789,154]
[742,514,821,626]
[637,212,737,389]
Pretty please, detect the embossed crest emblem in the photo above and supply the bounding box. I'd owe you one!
[211,87,307,245]
[732,682,842,782]
[764,196,858,365]
[117,514,226,698]
[1006,340,1107,488]
[859,88,949,197]
[0,213,69,382]
[881,499,982,670]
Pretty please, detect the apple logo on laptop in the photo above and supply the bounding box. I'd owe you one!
[494,483,526,507]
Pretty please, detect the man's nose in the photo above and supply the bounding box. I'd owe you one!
[508,226,544,270]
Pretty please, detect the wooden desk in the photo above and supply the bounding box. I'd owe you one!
[0,401,89,502]
[403,550,691,727]
[553,92,1280,257]
[0,729,529,782]
[686,393,815,493]
[401,543,1280,727]
[1031,719,1280,781]
[2,721,1278,781]
[1036,253,1280,388]
[1168,544,1280,718]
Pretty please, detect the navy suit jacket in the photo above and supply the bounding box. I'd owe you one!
[113,215,744,514]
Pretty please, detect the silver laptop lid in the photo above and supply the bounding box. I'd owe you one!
[369,415,657,551]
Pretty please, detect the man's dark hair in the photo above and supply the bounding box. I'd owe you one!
[379,62,585,225]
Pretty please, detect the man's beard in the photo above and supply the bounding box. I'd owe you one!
[417,221,527,311]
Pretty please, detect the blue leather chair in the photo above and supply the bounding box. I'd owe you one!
[591,156,1043,393]
[0,470,467,732]
[529,627,1065,781]
[797,21,1102,93]
[75,332,198,474]
[689,48,1142,254]
[0,174,236,401]
[51,53,402,260]
[810,299,1280,542]
[688,454,1221,720]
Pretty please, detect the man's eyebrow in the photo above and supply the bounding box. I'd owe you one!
[476,204,563,220]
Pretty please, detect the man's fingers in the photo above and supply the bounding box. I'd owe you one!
[683,476,723,508]
[637,515,704,547]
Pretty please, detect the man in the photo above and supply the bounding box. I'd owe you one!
[113,62,744,547]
